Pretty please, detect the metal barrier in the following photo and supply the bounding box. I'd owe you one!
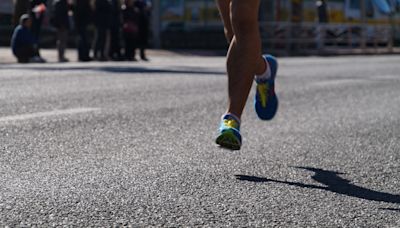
[2,22,398,54]
[259,22,397,55]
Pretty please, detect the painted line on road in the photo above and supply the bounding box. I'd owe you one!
[312,75,399,88]
[0,108,100,123]
[311,79,370,87]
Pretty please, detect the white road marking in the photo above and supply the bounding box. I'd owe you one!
[0,108,100,123]
[312,75,399,88]
[311,79,370,87]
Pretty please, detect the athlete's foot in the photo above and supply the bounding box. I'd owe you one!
[216,114,242,150]
[254,55,279,120]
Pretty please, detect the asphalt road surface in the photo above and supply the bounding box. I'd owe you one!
[1,54,399,227]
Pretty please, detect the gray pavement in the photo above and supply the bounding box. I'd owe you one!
[0,52,399,227]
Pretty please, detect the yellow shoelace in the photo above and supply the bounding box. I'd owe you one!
[223,119,239,129]
[257,83,270,108]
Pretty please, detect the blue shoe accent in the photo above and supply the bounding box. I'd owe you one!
[254,54,279,120]
[216,114,242,150]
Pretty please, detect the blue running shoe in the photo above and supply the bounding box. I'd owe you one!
[216,114,242,150]
[254,55,279,120]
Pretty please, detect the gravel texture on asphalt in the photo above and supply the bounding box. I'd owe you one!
[0,55,399,227]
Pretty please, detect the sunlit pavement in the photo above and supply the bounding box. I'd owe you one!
[0,52,399,226]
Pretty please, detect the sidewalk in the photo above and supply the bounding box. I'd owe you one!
[0,47,226,64]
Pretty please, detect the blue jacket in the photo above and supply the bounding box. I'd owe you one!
[10,25,36,54]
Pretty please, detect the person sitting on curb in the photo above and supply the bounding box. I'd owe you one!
[11,14,45,63]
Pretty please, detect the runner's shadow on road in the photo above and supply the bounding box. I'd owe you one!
[235,167,400,205]
[379,208,400,211]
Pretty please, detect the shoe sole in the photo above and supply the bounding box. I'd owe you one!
[216,130,241,150]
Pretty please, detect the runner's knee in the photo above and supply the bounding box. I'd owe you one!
[224,29,234,44]
[230,1,259,38]
[231,13,256,38]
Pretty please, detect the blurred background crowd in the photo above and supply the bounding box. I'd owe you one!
[3,0,400,63]
[11,0,151,63]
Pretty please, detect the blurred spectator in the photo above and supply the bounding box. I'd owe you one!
[13,0,30,26]
[122,0,139,61]
[94,0,112,61]
[51,0,72,62]
[74,0,92,61]
[109,0,123,61]
[29,0,47,43]
[134,0,150,61]
[317,0,329,23]
[11,14,45,63]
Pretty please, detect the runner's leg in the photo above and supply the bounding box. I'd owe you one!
[226,0,266,118]
[216,0,233,44]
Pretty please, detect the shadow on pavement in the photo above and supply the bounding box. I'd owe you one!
[235,167,400,205]
[4,65,225,76]
[379,208,400,211]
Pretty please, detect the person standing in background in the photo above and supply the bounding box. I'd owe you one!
[134,0,150,61]
[317,0,329,23]
[94,0,112,61]
[13,0,30,26]
[109,0,123,61]
[30,0,46,44]
[29,0,47,62]
[122,0,139,61]
[74,0,92,62]
[52,0,72,62]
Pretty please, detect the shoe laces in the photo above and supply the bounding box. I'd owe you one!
[257,83,270,108]
[223,118,239,130]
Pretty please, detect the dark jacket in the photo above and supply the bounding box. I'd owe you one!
[134,0,149,29]
[94,0,112,28]
[122,5,138,23]
[13,0,30,26]
[110,0,121,27]
[74,0,92,27]
[134,0,149,44]
[52,0,70,29]
[30,0,46,7]
[122,5,139,35]
[11,25,36,54]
